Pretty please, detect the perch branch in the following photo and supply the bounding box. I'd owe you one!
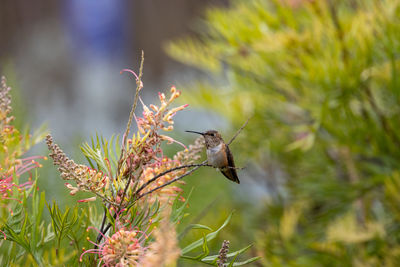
[134,160,207,201]
[227,117,251,146]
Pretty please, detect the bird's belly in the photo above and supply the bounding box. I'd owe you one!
[207,144,227,168]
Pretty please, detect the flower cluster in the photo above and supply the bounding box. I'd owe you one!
[83,210,180,267]
[0,76,45,205]
[137,86,188,134]
[139,159,184,204]
[139,136,204,204]
[46,135,110,199]
[102,229,145,266]
[0,76,13,128]
[173,136,204,164]
[217,240,230,267]
[1,76,18,168]
[121,86,189,171]
[82,227,147,267]
[1,157,42,201]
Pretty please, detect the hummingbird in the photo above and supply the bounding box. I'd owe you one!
[186,130,240,184]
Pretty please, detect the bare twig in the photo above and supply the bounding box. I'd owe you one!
[97,52,144,246]
[117,51,145,176]
[99,208,107,231]
[92,191,119,206]
[119,168,137,208]
[134,162,209,196]
[97,204,109,242]
[123,50,144,145]
[227,117,251,146]
[135,160,207,202]
[100,220,113,243]
[134,162,245,198]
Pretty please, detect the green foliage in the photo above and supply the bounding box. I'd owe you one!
[47,202,94,262]
[180,212,260,266]
[181,212,233,255]
[171,188,193,225]
[80,134,121,177]
[167,0,400,265]
[1,183,48,266]
[0,179,95,266]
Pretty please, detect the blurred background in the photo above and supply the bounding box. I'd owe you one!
[0,0,228,140]
[3,0,400,266]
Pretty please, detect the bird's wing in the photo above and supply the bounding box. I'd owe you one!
[223,145,240,184]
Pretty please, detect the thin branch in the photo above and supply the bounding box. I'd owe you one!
[118,167,142,209]
[134,162,245,198]
[92,191,119,206]
[118,170,135,208]
[100,221,113,243]
[117,51,145,176]
[123,50,144,145]
[99,205,108,232]
[97,52,144,246]
[95,204,109,248]
[134,162,209,196]
[135,161,207,202]
[227,117,251,146]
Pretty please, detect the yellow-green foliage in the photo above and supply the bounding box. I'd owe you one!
[167,0,400,265]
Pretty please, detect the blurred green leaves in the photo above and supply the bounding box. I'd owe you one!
[180,212,260,266]
[167,0,400,265]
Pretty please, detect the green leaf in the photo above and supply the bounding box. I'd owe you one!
[201,234,210,259]
[171,187,193,224]
[231,257,262,266]
[181,211,233,255]
[181,234,210,261]
[190,224,213,231]
[202,244,253,262]
[80,134,121,177]
[228,251,240,267]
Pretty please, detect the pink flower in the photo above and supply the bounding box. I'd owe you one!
[81,228,147,266]
[1,156,45,201]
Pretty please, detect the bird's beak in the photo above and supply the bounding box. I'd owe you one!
[185,130,204,135]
